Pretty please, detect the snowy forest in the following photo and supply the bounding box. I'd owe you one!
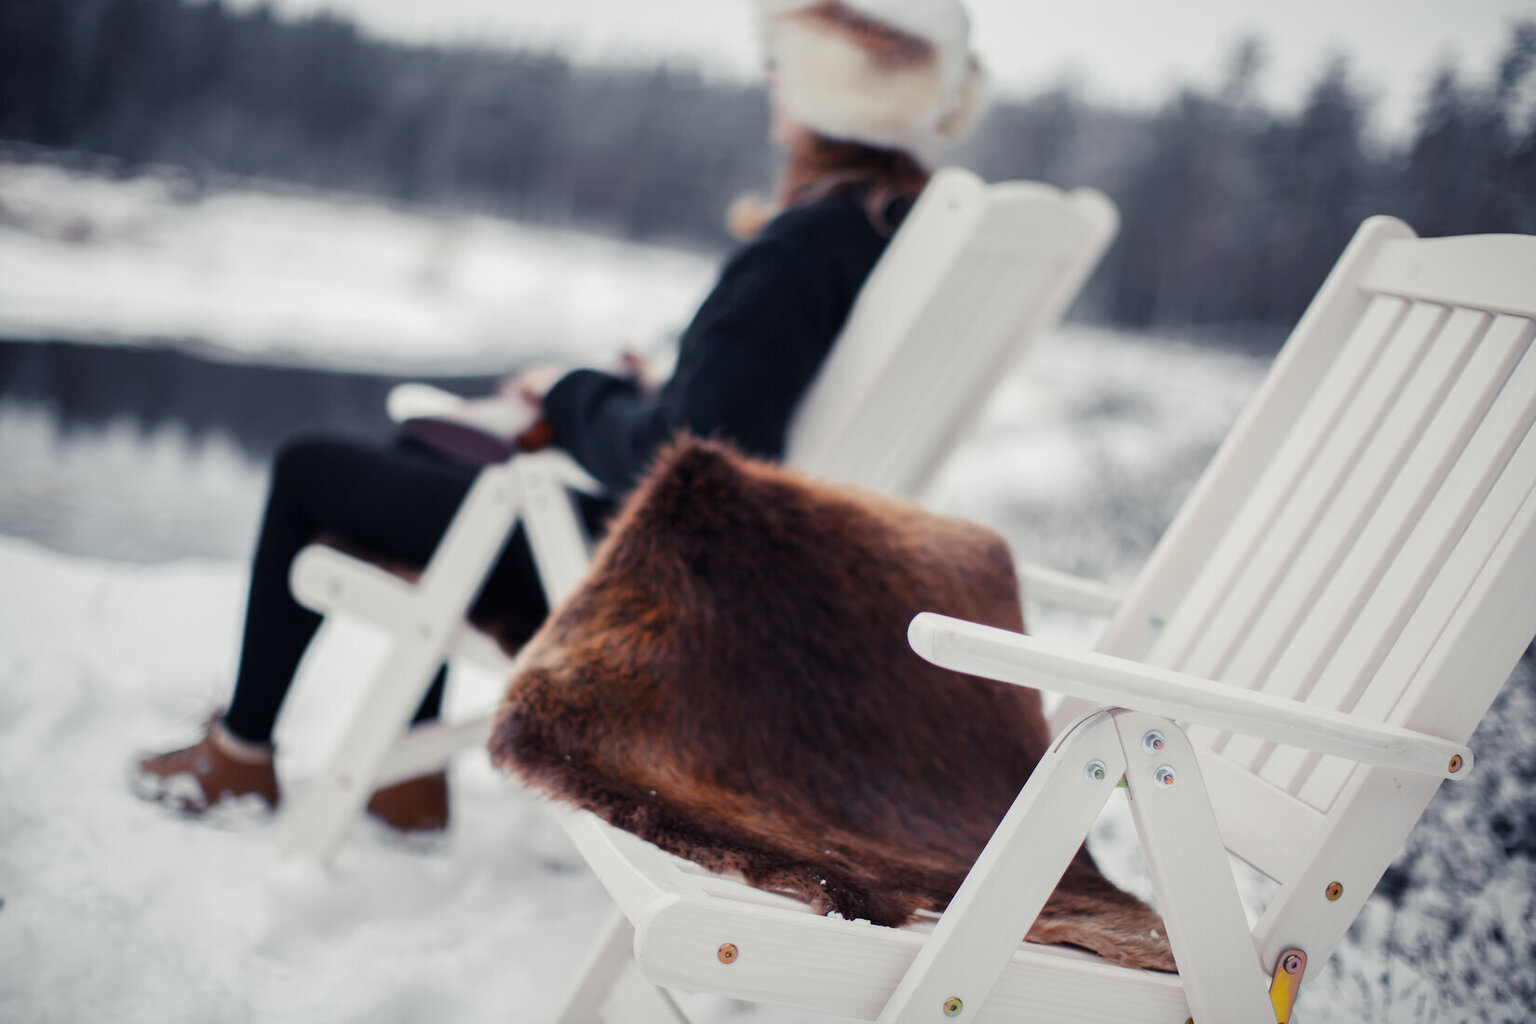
[4,0,1534,337]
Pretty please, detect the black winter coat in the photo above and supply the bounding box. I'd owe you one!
[542,187,897,495]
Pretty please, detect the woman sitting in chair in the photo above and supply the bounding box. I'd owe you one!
[135,0,989,832]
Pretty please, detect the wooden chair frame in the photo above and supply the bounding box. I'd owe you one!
[280,167,1120,862]
[530,217,1536,1022]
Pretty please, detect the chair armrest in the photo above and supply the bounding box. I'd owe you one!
[1016,562,1124,616]
[908,612,1471,780]
[386,382,466,423]
[518,448,605,496]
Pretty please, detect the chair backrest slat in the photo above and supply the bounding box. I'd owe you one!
[785,168,1117,500]
[1208,305,1488,763]
[1183,296,1445,690]
[1141,295,1410,680]
[1292,316,1536,807]
[1239,313,1531,789]
[1094,218,1536,887]
[1254,401,1536,966]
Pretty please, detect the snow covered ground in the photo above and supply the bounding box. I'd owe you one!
[1,160,1532,1022]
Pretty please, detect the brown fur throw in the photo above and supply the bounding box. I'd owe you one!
[489,438,1176,971]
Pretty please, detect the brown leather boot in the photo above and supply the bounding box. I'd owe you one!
[134,716,280,813]
[366,771,450,833]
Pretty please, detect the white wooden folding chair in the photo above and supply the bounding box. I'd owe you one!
[531,218,1536,1023]
[280,167,1119,861]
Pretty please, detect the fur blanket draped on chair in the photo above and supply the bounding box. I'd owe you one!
[488,438,1175,971]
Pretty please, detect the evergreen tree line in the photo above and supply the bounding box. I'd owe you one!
[3,0,1533,334]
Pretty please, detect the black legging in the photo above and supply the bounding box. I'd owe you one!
[222,434,553,745]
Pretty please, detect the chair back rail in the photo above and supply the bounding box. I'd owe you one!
[786,168,1117,499]
[1076,220,1536,953]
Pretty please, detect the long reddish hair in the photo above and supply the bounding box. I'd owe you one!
[729,133,931,239]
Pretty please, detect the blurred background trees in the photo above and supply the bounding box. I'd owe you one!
[3,0,1533,339]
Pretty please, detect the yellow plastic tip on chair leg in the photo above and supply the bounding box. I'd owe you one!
[1268,948,1307,1023]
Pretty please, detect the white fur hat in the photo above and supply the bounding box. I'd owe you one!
[759,0,988,153]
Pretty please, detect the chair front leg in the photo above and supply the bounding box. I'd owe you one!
[280,462,528,863]
[555,909,691,1024]
[877,711,1125,1024]
[1113,711,1274,1023]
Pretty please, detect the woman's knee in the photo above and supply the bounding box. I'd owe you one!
[270,434,363,496]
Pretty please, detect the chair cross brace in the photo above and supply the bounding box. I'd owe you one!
[281,454,591,861]
[878,708,1277,1024]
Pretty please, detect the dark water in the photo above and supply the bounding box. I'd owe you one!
[0,337,503,458]
[0,338,506,561]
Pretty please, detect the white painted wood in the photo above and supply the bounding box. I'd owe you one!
[1251,313,1530,790]
[570,221,1536,1024]
[915,223,1536,1012]
[786,168,1118,500]
[553,909,691,1024]
[599,959,689,1024]
[1295,332,1536,806]
[1213,302,1480,766]
[373,716,493,788]
[1362,232,1536,317]
[1111,712,1273,1023]
[386,381,464,422]
[877,712,1125,1023]
[1095,216,1418,664]
[1255,385,1536,970]
[635,894,1189,1023]
[286,169,1122,861]
[1017,563,1124,617]
[1253,764,1446,978]
[555,910,637,1024]
[289,543,419,625]
[444,620,518,673]
[554,805,703,923]
[1152,294,1409,681]
[908,613,1469,779]
[1191,746,1323,885]
[280,461,530,862]
[1206,301,1454,709]
[516,454,594,605]
[282,217,1536,1024]
[278,624,477,860]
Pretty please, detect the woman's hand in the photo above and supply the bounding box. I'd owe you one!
[617,350,661,395]
[495,364,566,453]
[499,364,568,407]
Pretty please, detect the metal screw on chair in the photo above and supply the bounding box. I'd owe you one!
[1282,953,1304,974]
[1325,881,1343,901]
[943,996,963,1017]
[1084,759,1109,783]
[1142,730,1166,754]
[1449,754,1464,773]
[1154,765,1176,787]
[717,943,738,964]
